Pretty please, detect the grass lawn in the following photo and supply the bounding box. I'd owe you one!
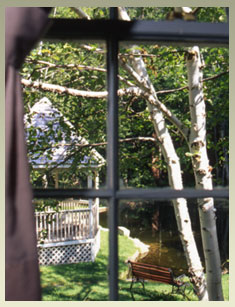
[40,229,229,301]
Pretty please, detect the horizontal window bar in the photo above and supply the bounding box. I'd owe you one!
[116,188,229,200]
[33,187,229,200]
[33,188,111,199]
[44,19,229,47]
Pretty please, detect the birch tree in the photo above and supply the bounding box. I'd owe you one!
[186,46,224,300]
[117,7,208,300]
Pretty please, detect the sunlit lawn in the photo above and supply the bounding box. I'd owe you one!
[40,229,229,301]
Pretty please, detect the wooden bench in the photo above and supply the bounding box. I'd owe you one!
[128,261,190,300]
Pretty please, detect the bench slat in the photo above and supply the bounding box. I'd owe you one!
[132,265,172,275]
[130,262,172,272]
[132,268,173,278]
[132,270,173,283]
[129,261,175,285]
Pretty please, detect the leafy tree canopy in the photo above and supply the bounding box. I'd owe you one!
[21,7,229,189]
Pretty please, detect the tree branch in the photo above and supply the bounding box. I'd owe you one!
[156,70,229,95]
[21,78,143,99]
[73,136,157,147]
[156,85,188,95]
[80,44,105,54]
[24,58,135,87]
[29,136,157,155]
[202,70,229,83]
[69,7,91,19]
[21,78,108,98]
[25,59,107,72]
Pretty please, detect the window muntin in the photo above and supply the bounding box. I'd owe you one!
[30,7,229,301]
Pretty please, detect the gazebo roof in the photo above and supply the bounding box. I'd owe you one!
[24,97,105,169]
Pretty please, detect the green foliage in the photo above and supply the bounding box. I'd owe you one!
[21,7,228,189]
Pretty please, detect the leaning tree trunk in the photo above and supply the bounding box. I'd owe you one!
[146,95,208,301]
[186,46,224,301]
[117,7,208,300]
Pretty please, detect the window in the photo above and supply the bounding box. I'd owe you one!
[33,7,229,300]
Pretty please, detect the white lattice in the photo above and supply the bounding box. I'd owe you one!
[38,243,92,265]
[38,229,101,265]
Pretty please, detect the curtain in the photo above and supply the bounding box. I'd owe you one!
[5,7,51,300]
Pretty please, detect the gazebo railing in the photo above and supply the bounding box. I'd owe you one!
[42,199,90,212]
[35,201,99,244]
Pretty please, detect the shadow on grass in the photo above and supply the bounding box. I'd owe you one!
[41,261,186,301]
[118,280,187,301]
[41,260,110,300]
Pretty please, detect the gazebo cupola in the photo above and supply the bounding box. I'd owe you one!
[24,97,105,190]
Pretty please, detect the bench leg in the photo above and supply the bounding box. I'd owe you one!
[172,284,191,300]
[140,279,146,294]
[130,278,146,300]
[130,279,135,301]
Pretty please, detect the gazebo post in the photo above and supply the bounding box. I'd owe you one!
[88,173,93,238]
[94,170,100,228]
[54,170,59,189]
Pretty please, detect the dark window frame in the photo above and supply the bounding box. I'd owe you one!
[33,7,229,300]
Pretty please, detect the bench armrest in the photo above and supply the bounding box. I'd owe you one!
[174,274,188,286]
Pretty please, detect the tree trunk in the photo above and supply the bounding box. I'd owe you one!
[117,7,208,300]
[146,93,208,301]
[186,46,224,301]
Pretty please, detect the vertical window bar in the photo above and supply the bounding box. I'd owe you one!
[107,7,119,301]
[226,7,229,22]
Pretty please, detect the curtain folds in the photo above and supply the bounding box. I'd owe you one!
[5,7,51,300]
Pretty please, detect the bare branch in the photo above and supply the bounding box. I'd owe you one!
[80,44,105,54]
[191,7,201,15]
[156,85,188,95]
[156,70,229,95]
[70,7,91,19]
[69,136,157,148]
[25,58,135,87]
[29,136,157,155]
[25,59,106,72]
[202,70,229,82]
[21,79,108,98]
[21,78,143,99]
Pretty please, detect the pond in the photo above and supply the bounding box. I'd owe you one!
[99,200,228,276]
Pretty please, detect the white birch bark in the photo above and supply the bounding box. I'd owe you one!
[186,46,224,301]
[118,7,208,300]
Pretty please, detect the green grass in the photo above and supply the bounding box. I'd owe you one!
[40,230,229,301]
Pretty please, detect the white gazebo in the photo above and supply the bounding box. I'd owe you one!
[24,97,105,265]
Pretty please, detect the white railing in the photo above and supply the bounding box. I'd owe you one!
[35,200,99,244]
[43,199,89,212]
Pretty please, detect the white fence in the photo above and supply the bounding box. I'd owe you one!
[35,199,99,244]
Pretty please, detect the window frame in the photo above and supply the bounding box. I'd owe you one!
[33,7,229,300]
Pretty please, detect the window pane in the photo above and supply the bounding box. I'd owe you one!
[117,198,228,301]
[118,42,228,189]
[37,198,109,300]
[22,41,107,189]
